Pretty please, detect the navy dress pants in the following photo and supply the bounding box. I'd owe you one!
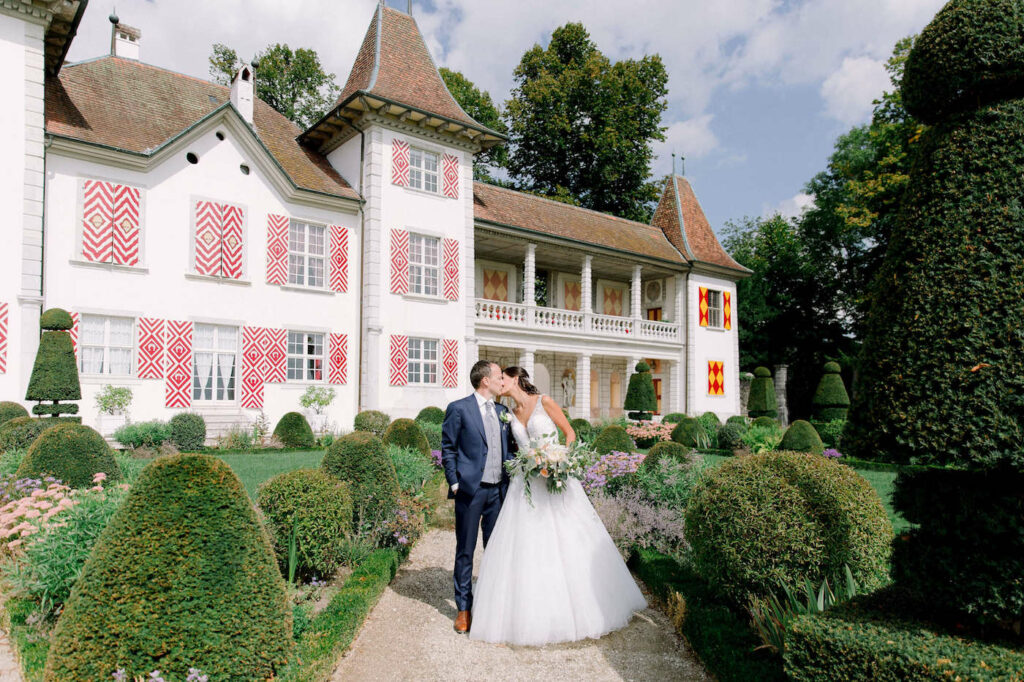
[453,483,504,612]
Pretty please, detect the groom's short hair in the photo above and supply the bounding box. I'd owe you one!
[470,360,496,389]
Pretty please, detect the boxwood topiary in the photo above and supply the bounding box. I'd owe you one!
[44,454,292,680]
[0,402,27,428]
[272,412,315,448]
[257,468,353,579]
[415,406,445,424]
[353,410,391,438]
[321,432,400,526]
[662,413,686,424]
[685,451,892,603]
[778,420,825,455]
[383,418,430,457]
[752,416,778,429]
[168,412,206,451]
[671,418,705,448]
[717,422,747,450]
[16,423,120,488]
[569,418,594,443]
[624,362,657,421]
[0,417,62,453]
[812,362,850,421]
[747,367,777,419]
[592,425,634,455]
[643,441,694,471]
[25,307,81,419]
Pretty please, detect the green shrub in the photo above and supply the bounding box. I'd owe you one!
[636,456,707,510]
[662,413,686,424]
[812,362,850,421]
[569,418,594,443]
[747,366,777,419]
[0,402,28,428]
[273,412,315,448]
[752,416,778,428]
[113,420,171,449]
[45,454,292,680]
[387,444,435,494]
[726,415,748,427]
[25,308,80,419]
[624,362,657,421]
[418,421,442,450]
[0,447,25,476]
[257,469,353,579]
[382,418,429,457]
[592,425,635,455]
[697,412,722,442]
[643,441,694,471]
[415,406,445,424]
[717,422,747,450]
[671,418,709,449]
[17,423,120,489]
[811,419,846,449]
[685,451,893,603]
[94,385,132,416]
[321,432,400,528]
[779,420,825,455]
[0,416,58,453]
[168,412,206,451]
[353,410,390,438]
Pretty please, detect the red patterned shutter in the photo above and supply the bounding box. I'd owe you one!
[708,361,724,396]
[194,200,223,276]
[442,339,459,388]
[137,318,166,379]
[329,225,348,293]
[266,214,289,285]
[392,140,410,186]
[69,312,80,360]
[723,292,732,330]
[82,180,115,263]
[0,301,7,375]
[390,229,409,294]
[698,287,709,327]
[111,184,141,266]
[241,326,266,408]
[264,328,287,383]
[442,153,459,199]
[442,238,459,301]
[165,320,193,408]
[329,333,348,385]
[389,335,408,386]
[220,204,244,279]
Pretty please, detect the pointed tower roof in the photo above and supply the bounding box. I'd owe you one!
[651,175,750,276]
[301,5,504,150]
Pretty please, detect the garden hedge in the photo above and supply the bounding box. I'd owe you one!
[751,416,778,429]
[0,417,57,453]
[778,420,825,455]
[812,362,850,421]
[716,422,747,450]
[685,451,893,603]
[272,412,315,448]
[0,402,27,428]
[592,425,634,455]
[670,418,704,448]
[624,362,657,420]
[415,406,445,424]
[569,418,594,443]
[746,367,777,419]
[726,415,748,427]
[642,441,694,471]
[321,432,400,526]
[353,410,390,438]
[25,308,80,418]
[45,454,292,680]
[383,418,430,457]
[662,413,686,424]
[169,412,206,451]
[17,423,120,488]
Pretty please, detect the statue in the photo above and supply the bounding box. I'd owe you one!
[561,370,576,408]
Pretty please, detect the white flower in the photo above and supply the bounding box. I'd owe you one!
[498,411,511,424]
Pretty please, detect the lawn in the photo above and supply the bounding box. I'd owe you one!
[216,450,325,499]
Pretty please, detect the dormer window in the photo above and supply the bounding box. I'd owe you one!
[409,148,439,194]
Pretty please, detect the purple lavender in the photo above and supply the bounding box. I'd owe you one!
[823,448,843,459]
[430,450,442,468]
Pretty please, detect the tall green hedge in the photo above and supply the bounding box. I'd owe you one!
[382,418,430,457]
[812,362,850,421]
[45,454,293,680]
[16,423,120,489]
[746,367,777,419]
[624,362,657,421]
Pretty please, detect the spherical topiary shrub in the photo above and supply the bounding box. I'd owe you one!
[321,432,400,526]
[383,418,430,457]
[44,454,293,680]
[168,412,206,451]
[643,441,694,471]
[0,402,28,428]
[0,417,58,453]
[662,413,687,425]
[717,422,747,450]
[592,425,635,455]
[752,416,778,429]
[812,362,851,422]
[415,406,445,424]
[257,468,353,579]
[272,412,315,448]
[726,415,748,428]
[16,423,120,489]
[671,418,705,448]
[685,451,892,603]
[747,367,777,419]
[569,418,594,443]
[624,362,658,421]
[779,420,825,455]
[353,410,391,438]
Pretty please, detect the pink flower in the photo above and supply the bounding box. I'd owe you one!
[30,489,46,498]
[92,472,107,483]
[23,509,40,520]
[7,540,23,550]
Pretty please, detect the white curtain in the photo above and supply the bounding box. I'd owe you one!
[217,352,235,399]
[194,352,214,400]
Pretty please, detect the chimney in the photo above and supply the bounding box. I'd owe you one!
[108,13,141,60]
[230,62,256,125]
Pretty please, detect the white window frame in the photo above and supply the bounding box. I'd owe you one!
[707,289,723,329]
[409,147,440,194]
[408,233,441,297]
[286,331,325,382]
[407,337,439,385]
[78,314,134,376]
[192,324,238,402]
[287,219,327,289]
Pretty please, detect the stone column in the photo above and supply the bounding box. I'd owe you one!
[517,349,535,381]
[739,371,753,416]
[773,364,789,426]
[581,254,593,312]
[523,243,536,307]
[575,353,591,419]
[631,265,643,320]
[670,358,685,415]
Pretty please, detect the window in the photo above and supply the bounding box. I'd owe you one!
[409,234,440,296]
[409,148,439,193]
[708,289,723,328]
[79,315,133,376]
[287,220,326,288]
[193,324,237,401]
[287,331,324,381]
[408,338,438,384]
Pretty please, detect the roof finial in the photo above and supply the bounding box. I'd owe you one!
[680,153,686,176]
[408,0,413,14]
[671,151,676,176]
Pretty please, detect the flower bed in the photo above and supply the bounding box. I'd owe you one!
[626,422,674,449]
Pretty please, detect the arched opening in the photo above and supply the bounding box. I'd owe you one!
[533,362,551,398]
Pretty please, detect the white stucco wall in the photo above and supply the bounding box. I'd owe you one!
[687,271,740,418]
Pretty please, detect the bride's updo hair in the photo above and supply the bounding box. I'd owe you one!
[503,366,540,395]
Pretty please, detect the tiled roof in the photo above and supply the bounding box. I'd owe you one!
[651,176,749,273]
[473,182,687,265]
[46,57,359,201]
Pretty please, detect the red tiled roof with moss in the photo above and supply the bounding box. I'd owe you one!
[651,175,748,273]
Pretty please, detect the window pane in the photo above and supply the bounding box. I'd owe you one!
[289,222,305,251]
[288,357,303,380]
[424,152,438,172]
[109,318,133,347]
[195,324,215,351]
[308,225,325,256]
[288,254,305,285]
[424,238,438,265]
[81,316,105,345]
[109,348,132,375]
[217,326,237,351]
[308,257,324,288]
[424,173,437,194]
[81,347,104,374]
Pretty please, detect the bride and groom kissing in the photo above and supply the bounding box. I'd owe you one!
[440,360,646,646]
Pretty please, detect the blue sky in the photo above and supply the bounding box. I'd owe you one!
[66,0,947,234]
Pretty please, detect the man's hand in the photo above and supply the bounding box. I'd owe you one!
[451,483,459,494]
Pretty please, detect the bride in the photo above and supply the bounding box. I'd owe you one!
[469,366,647,646]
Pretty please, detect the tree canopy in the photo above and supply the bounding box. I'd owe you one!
[439,68,508,182]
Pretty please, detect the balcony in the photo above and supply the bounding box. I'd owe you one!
[475,299,680,343]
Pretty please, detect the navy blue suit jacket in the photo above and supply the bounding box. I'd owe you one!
[441,394,517,499]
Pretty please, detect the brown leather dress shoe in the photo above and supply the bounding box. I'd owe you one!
[454,609,471,634]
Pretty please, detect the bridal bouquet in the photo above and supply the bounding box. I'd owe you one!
[504,434,588,505]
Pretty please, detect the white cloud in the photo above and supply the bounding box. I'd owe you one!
[767,192,815,219]
[820,56,891,125]
[654,115,719,174]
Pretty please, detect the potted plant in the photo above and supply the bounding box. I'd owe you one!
[95,384,132,435]
[299,386,335,436]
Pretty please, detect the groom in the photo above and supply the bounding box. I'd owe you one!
[441,359,517,634]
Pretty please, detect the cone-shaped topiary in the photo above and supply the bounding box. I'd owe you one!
[44,454,293,680]
[383,418,430,457]
[624,362,657,421]
[671,417,705,448]
[321,431,400,526]
[747,367,777,419]
[272,411,315,448]
[778,420,825,455]
[643,441,694,471]
[415,406,445,424]
[812,362,850,421]
[592,425,634,455]
[25,308,81,419]
[353,410,391,437]
[16,423,120,488]
[0,402,27,428]
[168,412,206,451]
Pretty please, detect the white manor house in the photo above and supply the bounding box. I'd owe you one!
[0,0,748,437]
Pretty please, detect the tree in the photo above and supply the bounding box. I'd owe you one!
[439,68,508,182]
[503,23,668,222]
[209,43,340,129]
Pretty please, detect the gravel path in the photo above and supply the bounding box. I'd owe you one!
[0,631,21,682]
[332,529,709,681]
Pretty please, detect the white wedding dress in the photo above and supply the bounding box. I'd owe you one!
[469,396,647,646]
